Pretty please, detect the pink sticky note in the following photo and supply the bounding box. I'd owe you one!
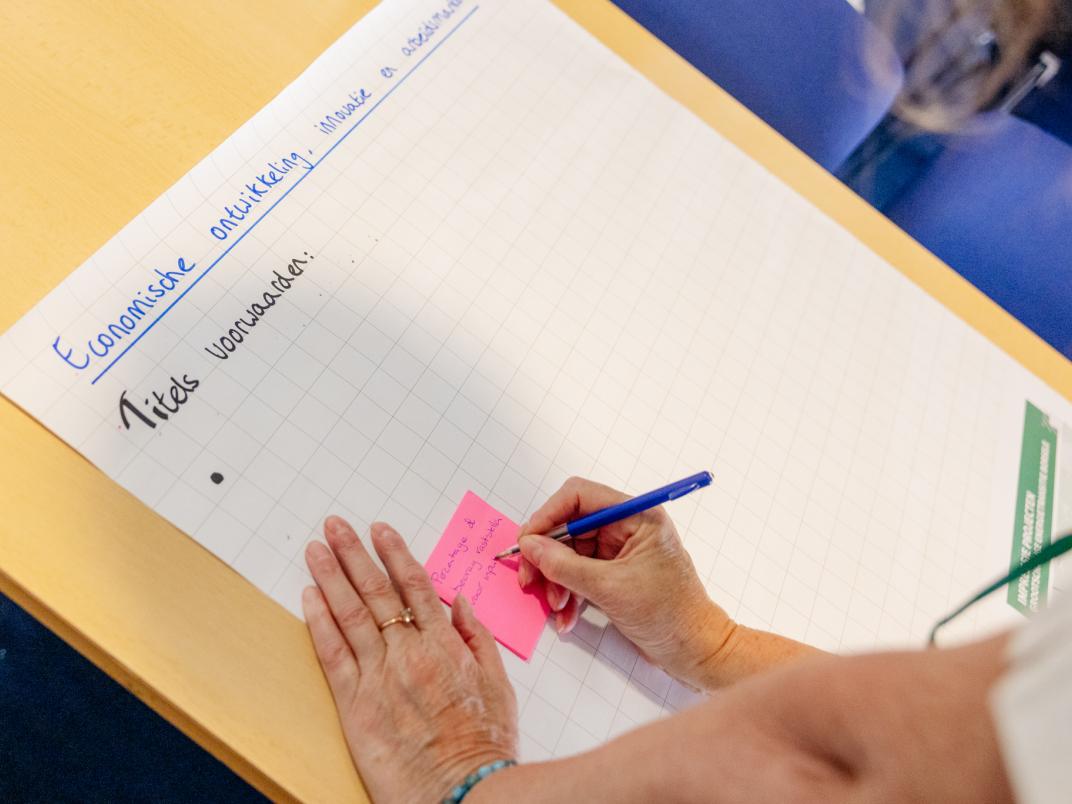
[425,491,550,660]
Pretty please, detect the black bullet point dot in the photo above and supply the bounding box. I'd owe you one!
[210,472,224,485]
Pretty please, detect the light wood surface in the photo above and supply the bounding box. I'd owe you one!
[1,2,1068,802]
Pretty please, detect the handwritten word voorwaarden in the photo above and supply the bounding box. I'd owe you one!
[208,152,314,242]
[203,253,313,361]
[52,257,197,372]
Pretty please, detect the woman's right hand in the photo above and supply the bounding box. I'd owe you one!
[517,477,733,690]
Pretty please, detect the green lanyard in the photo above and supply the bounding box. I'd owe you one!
[928,532,1072,645]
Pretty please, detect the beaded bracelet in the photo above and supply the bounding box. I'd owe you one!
[442,759,517,803]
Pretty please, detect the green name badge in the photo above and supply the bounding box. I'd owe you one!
[1008,402,1058,614]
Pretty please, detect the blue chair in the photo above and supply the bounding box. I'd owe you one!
[611,0,905,170]
[885,114,1072,357]
[1015,60,1072,149]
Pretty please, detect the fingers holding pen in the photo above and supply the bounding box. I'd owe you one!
[553,537,594,632]
[514,529,570,611]
[554,592,585,633]
[526,476,629,535]
[518,555,537,590]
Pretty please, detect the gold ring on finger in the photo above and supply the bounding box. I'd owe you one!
[377,607,416,631]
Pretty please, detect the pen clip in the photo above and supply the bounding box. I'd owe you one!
[667,482,700,501]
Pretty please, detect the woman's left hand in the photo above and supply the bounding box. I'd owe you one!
[303,515,518,803]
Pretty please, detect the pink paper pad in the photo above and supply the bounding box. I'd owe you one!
[425,491,550,660]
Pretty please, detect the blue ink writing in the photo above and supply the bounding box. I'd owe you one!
[74,4,481,385]
[401,0,466,57]
[208,152,314,242]
[52,257,196,372]
[315,88,373,135]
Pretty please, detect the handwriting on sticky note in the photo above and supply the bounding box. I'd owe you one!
[425,491,550,660]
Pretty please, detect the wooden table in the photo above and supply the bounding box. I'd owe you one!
[2,2,1069,801]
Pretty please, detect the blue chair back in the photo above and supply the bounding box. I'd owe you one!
[611,0,904,169]
[1015,62,1072,149]
[885,114,1072,357]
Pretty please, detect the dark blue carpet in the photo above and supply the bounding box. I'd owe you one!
[0,593,266,803]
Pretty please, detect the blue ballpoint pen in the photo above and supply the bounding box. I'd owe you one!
[493,470,713,560]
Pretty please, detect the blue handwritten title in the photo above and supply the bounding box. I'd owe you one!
[52,1,480,382]
[401,0,466,56]
[208,152,314,242]
[52,258,196,371]
[315,88,374,135]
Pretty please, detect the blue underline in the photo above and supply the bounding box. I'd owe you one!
[91,4,481,385]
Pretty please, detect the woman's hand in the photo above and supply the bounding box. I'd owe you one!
[303,516,518,803]
[517,477,732,690]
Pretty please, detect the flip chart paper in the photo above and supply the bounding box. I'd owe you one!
[2,0,1071,762]
[425,491,550,659]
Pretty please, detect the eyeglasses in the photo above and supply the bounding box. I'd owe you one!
[928,532,1072,645]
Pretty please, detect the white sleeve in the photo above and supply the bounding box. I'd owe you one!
[990,593,1072,804]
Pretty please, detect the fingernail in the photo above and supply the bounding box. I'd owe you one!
[307,540,329,559]
[302,586,318,603]
[554,611,568,633]
[517,520,530,538]
[324,516,345,535]
[373,521,400,541]
[517,561,532,589]
[548,585,567,612]
[519,534,542,564]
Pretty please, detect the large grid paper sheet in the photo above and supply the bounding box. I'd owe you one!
[2,0,1071,762]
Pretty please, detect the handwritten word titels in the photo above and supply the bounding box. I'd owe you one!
[203,253,314,360]
[119,374,199,431]
[52,257,196,373]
